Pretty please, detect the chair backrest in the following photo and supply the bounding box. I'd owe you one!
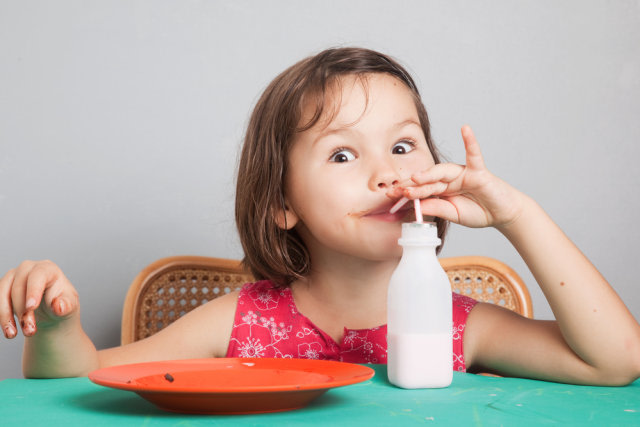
[121,255,533,345]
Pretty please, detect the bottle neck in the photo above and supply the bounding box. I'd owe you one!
[400,244,438,259]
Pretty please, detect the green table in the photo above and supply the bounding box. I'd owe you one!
[1,365,638,426]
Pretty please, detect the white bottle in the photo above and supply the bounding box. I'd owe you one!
[387,222,453,388]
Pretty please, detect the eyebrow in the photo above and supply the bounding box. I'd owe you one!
[314,118,422,144]
[392,119,422,130]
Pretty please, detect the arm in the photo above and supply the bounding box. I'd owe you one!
[0,260,99,378]
[488,194,640,384]
[98,290,237,368]
[1,260,237,378]
[23,315,99,378]
[390,125,640,385]
[463,198,640,383]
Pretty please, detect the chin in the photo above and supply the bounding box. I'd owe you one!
[355,239,403,262]
[383,241,404,260]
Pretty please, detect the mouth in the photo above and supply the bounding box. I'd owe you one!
[359,200,413,222]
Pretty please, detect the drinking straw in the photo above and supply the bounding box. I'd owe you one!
[390,197,409,214]
[389,197,423,223]
[414,199,423,223]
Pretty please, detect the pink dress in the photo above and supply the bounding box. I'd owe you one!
[226,280,478,371]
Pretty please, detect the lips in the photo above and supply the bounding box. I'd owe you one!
[361,200,412,222]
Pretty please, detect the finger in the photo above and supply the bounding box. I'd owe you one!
[21,310,37,337]
[49,296,78,317]
[402,182,450,200]
[10,263,32,321]
[0,269,18,339]
[460,125,486,170]
[411,163,464,186]
[10,261,50,336]
[11,267,35,336]
[419,198,461,224]
[25,262,58,311]
[42,278,78,319]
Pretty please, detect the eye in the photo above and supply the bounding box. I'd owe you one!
[329,148,356,163]
[392,140,416,155]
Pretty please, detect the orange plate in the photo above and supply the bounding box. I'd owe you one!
[89,358,375,414]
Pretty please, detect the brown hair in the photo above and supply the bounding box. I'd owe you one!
[236,47,448,286]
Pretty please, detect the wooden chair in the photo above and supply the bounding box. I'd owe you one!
[121,255,533,345]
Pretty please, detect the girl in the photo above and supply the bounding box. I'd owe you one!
[1,47,639,385]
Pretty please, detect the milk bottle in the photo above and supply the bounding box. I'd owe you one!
[387,221,453,388]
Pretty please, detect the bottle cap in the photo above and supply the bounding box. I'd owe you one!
[398,222,441,246]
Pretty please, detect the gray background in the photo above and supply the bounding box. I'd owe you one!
[1,1,639,379]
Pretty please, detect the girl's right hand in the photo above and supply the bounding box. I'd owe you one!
[0,260,79,339]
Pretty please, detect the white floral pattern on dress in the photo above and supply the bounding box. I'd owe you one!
[453,352,466,372]
[298,342,323,359]
[296,327,321,339]
[248,287,279,310]
[340,327,387,364]
[236,337,266,358]
[453,292,476,313]
[452,323,467,371]
[226,281,478,371]
[229,303,294,358]
[453,323,465,341]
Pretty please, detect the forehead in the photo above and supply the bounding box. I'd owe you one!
[297,73,419,133]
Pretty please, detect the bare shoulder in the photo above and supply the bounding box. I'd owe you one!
[98,290,240,368]
[192,289,241,349]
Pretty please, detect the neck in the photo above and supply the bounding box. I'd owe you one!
[291,248,399,332]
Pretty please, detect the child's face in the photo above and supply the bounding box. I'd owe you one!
[283,73,436,261]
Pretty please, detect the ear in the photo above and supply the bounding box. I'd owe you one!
[275,204,299,230]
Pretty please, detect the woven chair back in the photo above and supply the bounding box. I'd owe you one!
[121,255,532,345]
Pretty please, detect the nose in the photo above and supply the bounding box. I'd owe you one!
[369,157,401,191]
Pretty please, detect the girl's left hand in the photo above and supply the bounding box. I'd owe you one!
[388,125,525,229]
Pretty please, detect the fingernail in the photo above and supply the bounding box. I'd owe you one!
[4,325,16,338]
[58,299,66,315]
[23,322,36,335]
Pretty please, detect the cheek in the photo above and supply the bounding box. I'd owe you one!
[409,151,436,173]
[288,175,362,236]
[294,181,344,221]
[285,172,331,221]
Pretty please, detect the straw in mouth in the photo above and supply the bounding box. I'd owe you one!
[389,197,423,223]
[389,197,409,214]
